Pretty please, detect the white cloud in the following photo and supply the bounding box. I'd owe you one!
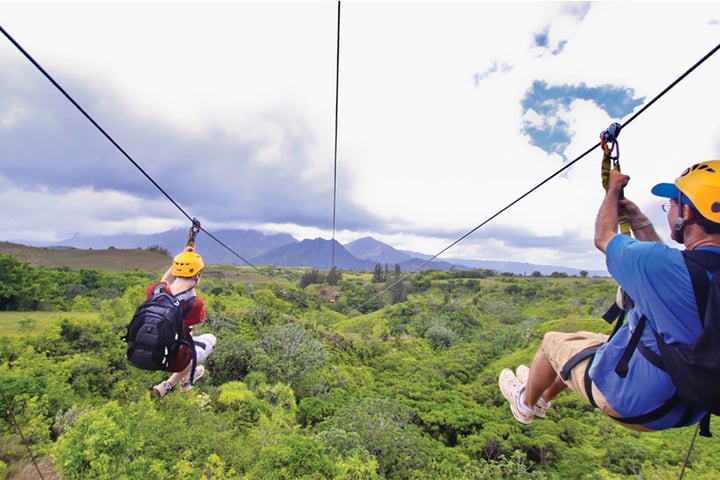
[2,1,720,271]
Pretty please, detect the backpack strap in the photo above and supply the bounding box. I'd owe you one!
[676,250,717,438]
[152,283,168,297]
[681,250,716,325]
[173,289,198,384]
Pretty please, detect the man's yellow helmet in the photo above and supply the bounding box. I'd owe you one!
[172,251,205,277]
[652,161,720,223]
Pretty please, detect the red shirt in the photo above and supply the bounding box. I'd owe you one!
[146,281,206,372]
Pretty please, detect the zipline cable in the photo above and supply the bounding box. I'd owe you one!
[357,40,720,309]
[0,24,270,278]
[0,25,190,224]
[331,1,342,269]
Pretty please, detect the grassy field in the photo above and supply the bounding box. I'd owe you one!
[0,241,280,284]
[0,311,100,337]
[0,241,170,273]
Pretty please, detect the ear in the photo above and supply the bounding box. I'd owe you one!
[682,203,696,220]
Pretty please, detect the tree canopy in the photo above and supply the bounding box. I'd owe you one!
[1,256,718,479]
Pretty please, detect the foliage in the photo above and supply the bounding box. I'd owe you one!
[300,268,324,288]
[1,256,719,479]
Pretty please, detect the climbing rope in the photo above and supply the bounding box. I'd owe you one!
[679,423,701,480]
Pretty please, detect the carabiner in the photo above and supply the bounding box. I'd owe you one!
[185,218,202,247]
[600,122,622,164]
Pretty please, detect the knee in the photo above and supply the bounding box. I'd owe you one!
[199,333,217,347]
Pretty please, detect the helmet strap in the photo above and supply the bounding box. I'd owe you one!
[674,194,686,243]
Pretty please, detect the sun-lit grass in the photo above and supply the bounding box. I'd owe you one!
[0,311,100,337]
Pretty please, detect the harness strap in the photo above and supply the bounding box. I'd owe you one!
[602,302,623,325]
[614,315,646,378]
[560,347,600,408]
[607,393,685,426]
[560,347,599,381]
[560,343,696,428]
[637,341,664,370]
[700,413,712,438]
[602,288,634,339]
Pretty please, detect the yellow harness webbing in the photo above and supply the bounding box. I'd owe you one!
[600,123,630,236]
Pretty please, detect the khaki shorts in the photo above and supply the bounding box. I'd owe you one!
[541,331,650,431]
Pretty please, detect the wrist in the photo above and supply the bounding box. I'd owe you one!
[631,221,652,231]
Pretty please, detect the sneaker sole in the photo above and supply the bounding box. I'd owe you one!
[152,386,170,398]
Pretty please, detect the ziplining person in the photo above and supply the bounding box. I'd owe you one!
[150,245,217,397]
[499,160,720,431]
[131,220,218,398]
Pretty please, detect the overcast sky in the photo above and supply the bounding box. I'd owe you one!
[2,1,720,271]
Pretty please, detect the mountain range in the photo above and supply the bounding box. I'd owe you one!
[48,228,608,277]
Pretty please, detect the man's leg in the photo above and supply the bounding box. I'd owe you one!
[523,348,566,410]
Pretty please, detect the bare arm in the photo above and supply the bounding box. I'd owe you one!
[620,198,662,243]
[160,265,174,284]
[594,168,628,253]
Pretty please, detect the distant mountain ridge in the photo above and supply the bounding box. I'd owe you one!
[46,229,607,276]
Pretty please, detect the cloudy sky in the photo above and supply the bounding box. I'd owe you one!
[2,1,720,271]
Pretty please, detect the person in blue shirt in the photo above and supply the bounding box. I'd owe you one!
[499,161,720,430]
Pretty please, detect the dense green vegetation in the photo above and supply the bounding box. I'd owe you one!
[1,253,719,479]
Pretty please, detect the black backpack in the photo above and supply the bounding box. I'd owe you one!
[654,250,720,414]
[124,284,197,381]
[610,249,720,436]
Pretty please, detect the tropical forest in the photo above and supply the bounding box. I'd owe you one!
[1,246,719,480]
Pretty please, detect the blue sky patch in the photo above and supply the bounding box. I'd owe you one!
[521,80,644,157]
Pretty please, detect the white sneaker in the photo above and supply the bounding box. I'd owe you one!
[180,365,205,393]
[499,368,535,425]
[515,365,552,418]
[152,380,173,398]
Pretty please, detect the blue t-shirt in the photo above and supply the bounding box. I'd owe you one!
[589,234,716,430]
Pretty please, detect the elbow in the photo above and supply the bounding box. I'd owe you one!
[594,232,612,253]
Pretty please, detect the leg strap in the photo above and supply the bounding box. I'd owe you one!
[560,346,600,408]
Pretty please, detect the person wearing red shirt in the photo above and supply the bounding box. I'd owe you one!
[151,246,216,398]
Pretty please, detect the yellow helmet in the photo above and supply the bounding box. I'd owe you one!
[652,161,720,223]
[172,251,205,277]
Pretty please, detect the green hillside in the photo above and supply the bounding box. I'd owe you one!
[0,249,718,479]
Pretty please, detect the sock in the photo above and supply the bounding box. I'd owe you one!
[517,388,535,415]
